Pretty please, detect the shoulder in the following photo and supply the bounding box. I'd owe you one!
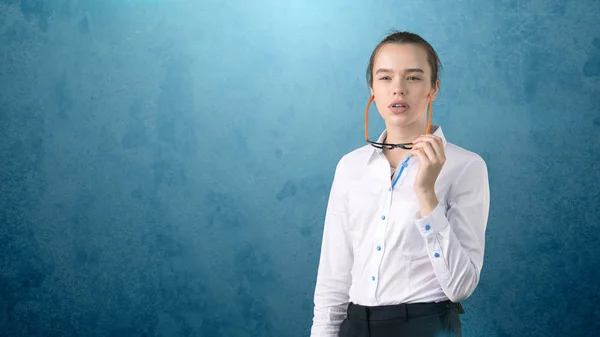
[444,142,487,169]
[443,142,489,187]
[332,144,373,177]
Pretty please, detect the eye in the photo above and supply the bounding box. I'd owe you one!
[408,76,421,81]
[379,76,391,81]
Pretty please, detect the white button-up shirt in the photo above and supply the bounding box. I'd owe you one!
[310,125,490,337]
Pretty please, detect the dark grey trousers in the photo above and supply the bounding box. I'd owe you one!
[338,301,463,337]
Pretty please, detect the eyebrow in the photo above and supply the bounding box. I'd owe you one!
[375,68,425,74]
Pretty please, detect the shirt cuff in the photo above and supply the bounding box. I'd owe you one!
[414,202,448,239]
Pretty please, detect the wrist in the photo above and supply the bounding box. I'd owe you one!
[417,190,438,217]
[416,187,436,200]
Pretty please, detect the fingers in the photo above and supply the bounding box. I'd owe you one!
[415,135,443,155]
[411,141,436,163]
[409,147,429,165]
[412,135,445,163]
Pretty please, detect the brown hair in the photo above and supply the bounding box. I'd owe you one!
[366,30,442,89]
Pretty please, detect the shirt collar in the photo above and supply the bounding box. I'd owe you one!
[367,124,448,164]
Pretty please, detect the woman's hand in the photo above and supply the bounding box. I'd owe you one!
[409,135,446,216]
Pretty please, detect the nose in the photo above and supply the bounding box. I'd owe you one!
[392,80,407,96]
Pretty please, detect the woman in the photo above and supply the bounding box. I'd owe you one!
[310,31,490,337]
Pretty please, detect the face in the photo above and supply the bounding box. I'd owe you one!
[370,43,439,130]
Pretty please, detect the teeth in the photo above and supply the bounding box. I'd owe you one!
[393,104,406,107]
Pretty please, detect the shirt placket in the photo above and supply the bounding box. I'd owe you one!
[369,155,396,304]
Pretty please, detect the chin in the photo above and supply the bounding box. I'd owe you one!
[384,114,415,127]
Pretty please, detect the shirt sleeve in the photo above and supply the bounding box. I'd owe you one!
[413,156,490,302]
[310,156,353,337]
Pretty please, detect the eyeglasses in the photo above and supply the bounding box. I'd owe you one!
[364,94,433,150]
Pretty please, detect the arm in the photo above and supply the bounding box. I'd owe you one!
[310,158,353,337]
[414,157,490,302]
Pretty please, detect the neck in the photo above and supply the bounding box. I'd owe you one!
[384,122,428,144]
[382,122,430,168]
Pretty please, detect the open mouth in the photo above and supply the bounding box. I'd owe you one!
[389,100,410,113]
[389,100,409,109]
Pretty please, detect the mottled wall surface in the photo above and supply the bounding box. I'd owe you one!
[1,0,599,336]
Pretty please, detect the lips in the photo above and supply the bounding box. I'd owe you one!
[389,99,410,114]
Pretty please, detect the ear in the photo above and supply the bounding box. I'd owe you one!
[429,80,440,101]
[370,87,374,99]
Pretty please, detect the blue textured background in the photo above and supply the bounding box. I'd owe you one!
[1,0,599,336]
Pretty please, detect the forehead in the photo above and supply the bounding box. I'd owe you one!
[373,43,430,73]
